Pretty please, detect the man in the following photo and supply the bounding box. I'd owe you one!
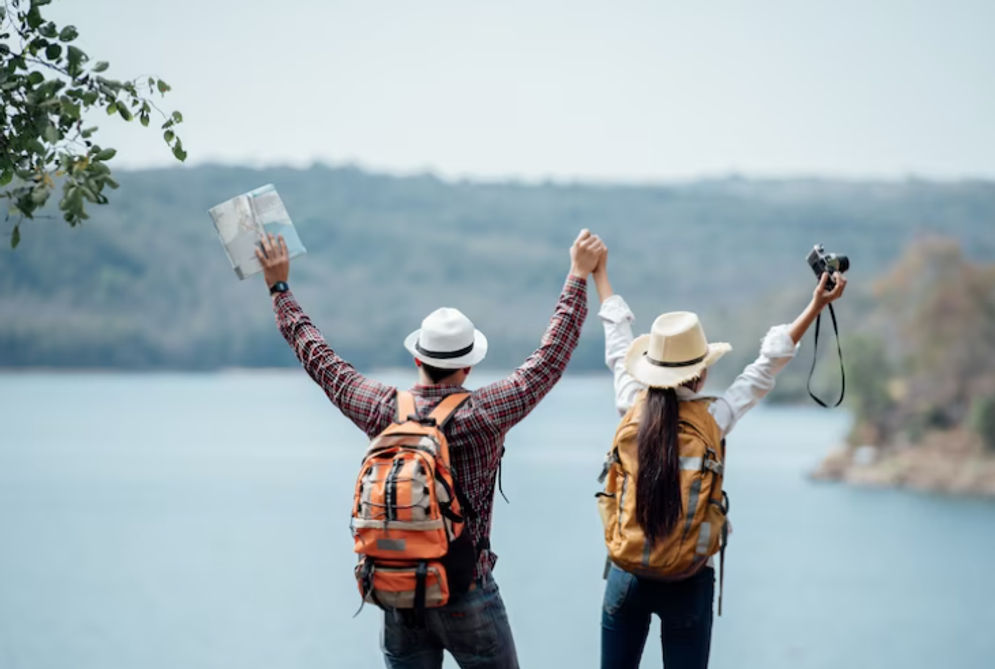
[255,229,605,668]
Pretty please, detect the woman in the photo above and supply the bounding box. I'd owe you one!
[592,252,847,669]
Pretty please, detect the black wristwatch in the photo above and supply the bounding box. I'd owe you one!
[269,281,289,295]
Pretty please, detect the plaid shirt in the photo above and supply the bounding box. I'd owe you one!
[273,275,588,579]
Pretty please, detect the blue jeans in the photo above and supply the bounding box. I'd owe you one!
[381,573,519,669]
[601,564,715,669]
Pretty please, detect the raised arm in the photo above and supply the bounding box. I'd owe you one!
[475,230,604,432]
[712,270,848,435]
[257,234,395,437]
[593,251,644,415]
[788,271,848,344]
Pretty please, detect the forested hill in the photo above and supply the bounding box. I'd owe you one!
[2,164,994,383]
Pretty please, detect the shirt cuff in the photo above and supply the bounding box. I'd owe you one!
[598,294,635,325]
[564,274,587,295]
[760,324,799,358]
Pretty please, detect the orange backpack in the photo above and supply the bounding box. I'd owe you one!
[352,390,475,614]
[596,394,731,612]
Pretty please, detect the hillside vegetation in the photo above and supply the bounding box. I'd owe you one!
[2,166,993,396]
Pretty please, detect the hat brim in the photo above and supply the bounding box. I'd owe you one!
[623,335,731,389]
[403,329,488,369]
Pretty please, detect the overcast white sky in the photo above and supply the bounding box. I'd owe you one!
[49,0,995,181]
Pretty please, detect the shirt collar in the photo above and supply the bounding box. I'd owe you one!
[410,383,468,397]
[675,386,710,401]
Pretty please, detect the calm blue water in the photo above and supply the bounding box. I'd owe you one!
[1,371,993,669]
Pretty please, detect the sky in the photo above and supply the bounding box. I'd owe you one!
[45,0,995,182]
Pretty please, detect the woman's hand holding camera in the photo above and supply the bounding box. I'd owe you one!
[812,271,847,309]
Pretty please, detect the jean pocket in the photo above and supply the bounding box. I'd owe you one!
[603,565,637,617]
[381,610,425,657]
[441,589,506,659]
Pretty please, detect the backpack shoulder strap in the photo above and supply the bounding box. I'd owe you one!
[427,392,470,429]
[395,390,417,423]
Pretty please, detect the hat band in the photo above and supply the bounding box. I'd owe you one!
[415,339,474,360]
[644,351,707,368]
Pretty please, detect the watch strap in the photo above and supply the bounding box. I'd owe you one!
[269,281,289,295]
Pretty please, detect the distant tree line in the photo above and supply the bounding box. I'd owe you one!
[1,165,994,412]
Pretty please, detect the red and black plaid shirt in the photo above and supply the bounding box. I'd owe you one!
[273,276,588,580]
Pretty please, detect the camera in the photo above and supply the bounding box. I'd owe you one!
[806,244,850,290]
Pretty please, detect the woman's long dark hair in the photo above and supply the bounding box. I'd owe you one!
[635,386,682,544]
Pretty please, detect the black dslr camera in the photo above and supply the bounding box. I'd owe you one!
[806,244,850,290]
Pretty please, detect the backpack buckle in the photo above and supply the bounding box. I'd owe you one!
[407,414,437,427]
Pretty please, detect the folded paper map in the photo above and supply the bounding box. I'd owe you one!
[208,184,306,279]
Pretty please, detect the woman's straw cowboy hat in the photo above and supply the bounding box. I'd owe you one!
[404,307,488,369]
[624,311,731,388]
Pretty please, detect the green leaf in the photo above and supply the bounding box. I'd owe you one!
[80,126,97,139]
[106,101,117,115]
[27,71,44,86]
[92,61,109,73]
[140,113,149,127]
[58,25,79,42]
[59,98,81,120]
[95,148,116,161]
[27,7,43,29]
[43,124,60,143]
[29,37,49,53]
[0,169,12,186]
[66,45,87,76]
[31,185,49,205]
[82,90,98,105]
[172,144,187,162]
[171,110,183,123]
[163,130,174,143]
[11,226,20,249]
[157,79,171,93]
[45,43,62,60]
[117,105,132,121]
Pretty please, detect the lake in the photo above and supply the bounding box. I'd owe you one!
[1,371,993,668]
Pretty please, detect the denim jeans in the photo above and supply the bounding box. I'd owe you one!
[601,564,715,669]
[381,573,519,669]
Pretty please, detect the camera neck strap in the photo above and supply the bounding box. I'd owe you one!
[807,303,845,408]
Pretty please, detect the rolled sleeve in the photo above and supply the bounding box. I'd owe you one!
[760,324,800,360]
[598,294,635,325]
[598,294,644,415]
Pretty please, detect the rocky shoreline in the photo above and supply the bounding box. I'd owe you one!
[810,428,995,498]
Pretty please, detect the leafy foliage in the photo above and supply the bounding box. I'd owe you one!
[0,166,994,395]
[842,335,894,441]
[0,0,184,247]
[969,395,995,452]
[845,238,995,444]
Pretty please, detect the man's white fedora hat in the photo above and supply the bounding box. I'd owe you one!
[624,311,731,388]
[404,307,488,369]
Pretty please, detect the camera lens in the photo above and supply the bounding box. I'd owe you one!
[837,255,850,273]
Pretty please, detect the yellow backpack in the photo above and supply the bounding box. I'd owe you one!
[596,394,730,612]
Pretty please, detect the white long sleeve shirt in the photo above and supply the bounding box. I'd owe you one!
[599,294,800,437]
